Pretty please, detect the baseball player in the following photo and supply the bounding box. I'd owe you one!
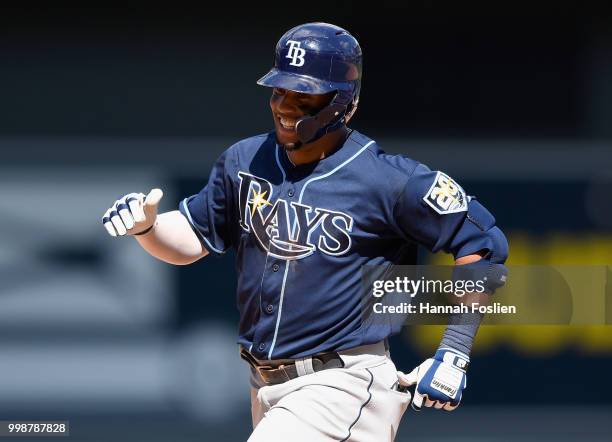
[102,23,508,441]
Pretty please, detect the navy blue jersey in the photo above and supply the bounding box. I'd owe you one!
[180,130,495,359]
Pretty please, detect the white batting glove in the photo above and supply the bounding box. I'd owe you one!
[397,348,469,412]
[102,188,164,237]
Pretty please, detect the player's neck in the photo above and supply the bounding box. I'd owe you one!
[286,127,350,166]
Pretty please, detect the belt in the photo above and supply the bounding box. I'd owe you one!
[240,347,345,385]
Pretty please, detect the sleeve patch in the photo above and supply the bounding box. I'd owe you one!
[423,172,468,214]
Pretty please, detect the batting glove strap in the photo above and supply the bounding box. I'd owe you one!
[434,347,470,372]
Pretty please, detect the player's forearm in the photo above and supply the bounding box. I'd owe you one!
[438,253,488,355]
[134,210,208,265]
[439,315,483,356]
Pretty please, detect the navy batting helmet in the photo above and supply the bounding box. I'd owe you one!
[257,22,362,144]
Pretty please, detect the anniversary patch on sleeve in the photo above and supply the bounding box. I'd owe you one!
[423,171,468,214]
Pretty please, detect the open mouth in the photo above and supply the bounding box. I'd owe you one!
[277,114,298,130]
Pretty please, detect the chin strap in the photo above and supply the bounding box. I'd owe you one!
[295,102,347,143]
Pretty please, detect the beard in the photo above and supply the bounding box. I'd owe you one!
[282,141,303,151]
[275,130,304,151]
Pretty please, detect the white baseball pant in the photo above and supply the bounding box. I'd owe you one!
[248,341,411,442]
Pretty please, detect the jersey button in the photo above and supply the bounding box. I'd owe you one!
[287,189,295,197]
[258,343,266,351]
[272,264,280,272]
[266,304,274,314]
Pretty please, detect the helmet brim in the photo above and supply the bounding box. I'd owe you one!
[257,68,336,95]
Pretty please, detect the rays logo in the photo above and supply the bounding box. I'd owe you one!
[238,172,353,260]
[285,40,306,67]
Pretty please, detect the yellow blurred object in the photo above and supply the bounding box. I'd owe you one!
[406,233,612,356]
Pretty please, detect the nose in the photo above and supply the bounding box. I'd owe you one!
[277,95,293,113]
[273,92,301,117]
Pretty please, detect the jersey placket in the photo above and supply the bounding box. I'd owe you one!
[250,181,298,360]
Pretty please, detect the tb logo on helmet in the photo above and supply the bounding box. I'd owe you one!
[285,40,306,67]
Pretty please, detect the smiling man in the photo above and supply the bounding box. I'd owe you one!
[270,88,338,152]
[102,23,508,441]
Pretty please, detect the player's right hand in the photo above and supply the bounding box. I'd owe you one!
[397,347,468,412]
[102,188,164,237]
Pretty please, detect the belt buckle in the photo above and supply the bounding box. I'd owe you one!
[258,364,293,385]
[241,348,293,385]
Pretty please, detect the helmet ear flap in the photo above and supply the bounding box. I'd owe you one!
[296,91,358,144]
[295,102,347,143]
[344,96,359,124]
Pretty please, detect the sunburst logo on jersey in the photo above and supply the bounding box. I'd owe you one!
[249,189,272,216]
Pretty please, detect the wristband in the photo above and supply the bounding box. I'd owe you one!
[133,223,155,236]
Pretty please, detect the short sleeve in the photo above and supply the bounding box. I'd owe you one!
[179,149,234,255]
[392,163,472,257]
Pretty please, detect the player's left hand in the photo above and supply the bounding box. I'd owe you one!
[397,348,469,411]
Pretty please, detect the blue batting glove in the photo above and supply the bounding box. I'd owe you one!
[397,348,469,411]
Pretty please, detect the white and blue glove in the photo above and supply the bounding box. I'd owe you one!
[398,348,469,411]
[102,189,163,237]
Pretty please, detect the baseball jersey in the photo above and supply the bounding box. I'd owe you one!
[179,130,492,360]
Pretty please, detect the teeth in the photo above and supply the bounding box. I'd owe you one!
[280,117,296,129]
